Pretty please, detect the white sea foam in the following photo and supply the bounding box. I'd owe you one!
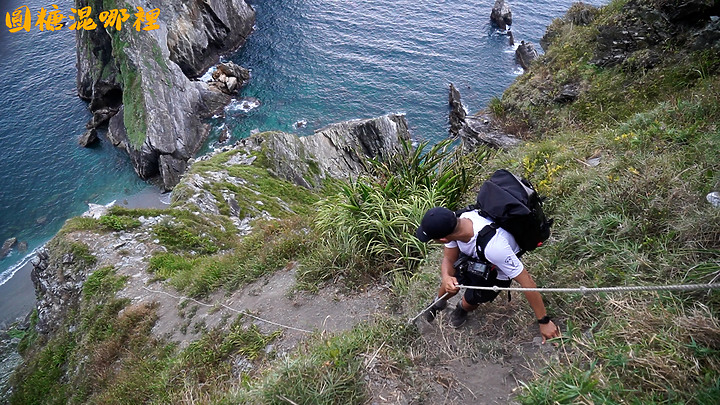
[0,248,41,288]
[200,66,217,82]
[160,192,172,206]
[225,98,261,113]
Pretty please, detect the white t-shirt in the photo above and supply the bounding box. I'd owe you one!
[444,210,524,280]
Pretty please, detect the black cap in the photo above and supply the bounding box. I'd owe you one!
[415,207,457,242]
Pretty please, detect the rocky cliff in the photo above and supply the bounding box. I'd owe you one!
[30,114,409,336]
[76,0,255,191]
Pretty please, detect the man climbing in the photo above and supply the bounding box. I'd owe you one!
[416,206,561,343]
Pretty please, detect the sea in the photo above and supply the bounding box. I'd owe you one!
[0,0,605,324]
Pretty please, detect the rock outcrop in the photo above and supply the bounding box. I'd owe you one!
[78,128,98,147]
[190,113,411,192]
[30,247,85,335]
[491,0,513,30]
[76,0,255,190]
[449,83,466,137]
[0,238,16,259]
[589,0,720,67]
[515,41,539,71]
[30,114,409,337]
[447,86,520,150]
[209,62,252,95]
[541,2,598,51]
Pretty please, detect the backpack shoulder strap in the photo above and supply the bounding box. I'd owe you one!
[475,223,527,261]
[475,223,498,262]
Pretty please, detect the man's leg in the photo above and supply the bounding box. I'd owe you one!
[450,278,512,328]
[423,285,458,322]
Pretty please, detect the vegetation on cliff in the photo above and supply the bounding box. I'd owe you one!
[6,0,720,403]
[487,0,720,402]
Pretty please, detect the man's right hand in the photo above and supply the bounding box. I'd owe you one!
[442,276,459,293]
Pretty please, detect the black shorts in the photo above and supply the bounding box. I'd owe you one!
[456,267,512,306]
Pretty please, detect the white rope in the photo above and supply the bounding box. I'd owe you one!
[142,286,313,333]
[455,283,720,294]
[408,292,450,324]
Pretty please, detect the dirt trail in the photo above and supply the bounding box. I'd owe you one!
[73,228,554,403]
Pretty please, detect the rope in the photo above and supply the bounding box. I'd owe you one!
[408,292,450,324]
[455,283,720,294]
[141,286,313,333]
[408,283,720,323]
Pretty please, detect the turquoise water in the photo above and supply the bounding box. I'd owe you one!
[205,0,604,149]
[0,0,605,286]
[0,0,151,285]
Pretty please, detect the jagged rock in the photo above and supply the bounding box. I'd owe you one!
[30,246,89,335]
[491,0,513,30]
[62,253,75,265]
[216,62,251,84]
[76,0,255,191]
[460,114,521,150]
[446,86,520,149]
[218,127,231,144]
[658,0,720,24]
[449,83,467,137]
[209,62,251,95]
[85,107,119,129]
[78,128,98,147]
[247,114,411,189]
[0,238,17,258]
[692,18,720,50]
[589,0,719,67]
[516,41,539,71]
[166,3,255,79]
[172,114,409,229]
[554,83,580,104]
[159,155,188,190]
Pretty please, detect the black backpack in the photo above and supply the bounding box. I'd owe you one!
[467,169,553,260]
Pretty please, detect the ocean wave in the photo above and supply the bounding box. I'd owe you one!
[225,98,262,114]
[0,248,41,288]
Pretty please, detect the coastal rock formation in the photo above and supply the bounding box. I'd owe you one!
[78,128,98,147]
[515,41,539,71]
[0,238,16,259]
[491,0,513,30]
[30,247,86,335]
[447,86,520,150]
[449,83,467,137]
[30,114,408,337]
[165,1,255,79]
[75,0,255,190]
[189,113,410,193]
[209,62,252,95]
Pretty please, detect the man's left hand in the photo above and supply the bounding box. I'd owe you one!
[540,320,561,344]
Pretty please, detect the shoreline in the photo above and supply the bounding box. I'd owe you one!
[0,185,171,329]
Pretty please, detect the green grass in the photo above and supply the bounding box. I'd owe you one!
[485,1,720,401]
[228,318,414,405]
[149,216,315,297]
[179,146,321,219]
[9,1,720,403]
[305,138,482,285]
